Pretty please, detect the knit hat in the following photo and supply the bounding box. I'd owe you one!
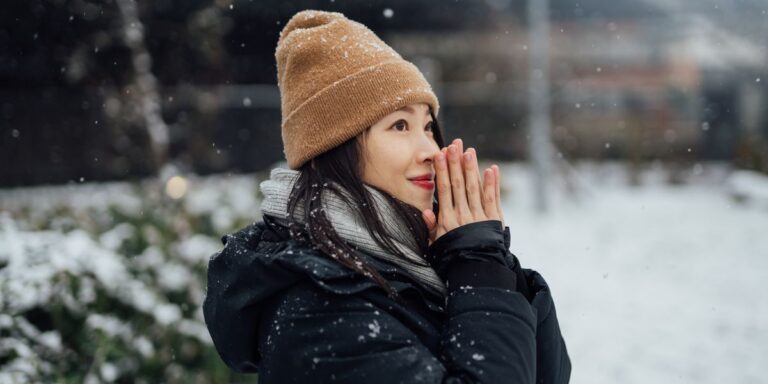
[275,10,440,169]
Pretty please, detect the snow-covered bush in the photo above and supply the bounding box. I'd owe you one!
[0,174,264,383]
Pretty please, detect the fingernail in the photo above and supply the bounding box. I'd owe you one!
[436,153,445,162]
[448,145,456,154]
[463,152,472,161]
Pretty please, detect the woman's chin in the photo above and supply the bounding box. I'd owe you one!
[415,200,433,213]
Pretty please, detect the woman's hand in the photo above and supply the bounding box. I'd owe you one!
[422,138,506,245]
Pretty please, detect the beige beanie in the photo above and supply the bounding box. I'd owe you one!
[275,10,440,169]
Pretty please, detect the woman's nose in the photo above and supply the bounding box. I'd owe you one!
[417,138,440,164]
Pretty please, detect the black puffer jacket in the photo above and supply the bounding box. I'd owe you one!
[203,215,571,383]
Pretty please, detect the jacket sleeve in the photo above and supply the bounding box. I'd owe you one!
[257,282,536,384]
[257,220,540,384]
[429,220,572,384]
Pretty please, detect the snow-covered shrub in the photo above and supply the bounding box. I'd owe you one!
[0,174,264,383]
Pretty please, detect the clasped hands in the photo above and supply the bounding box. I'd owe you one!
[422,138,506,245]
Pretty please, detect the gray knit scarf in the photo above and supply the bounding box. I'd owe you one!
[259,168,447,296]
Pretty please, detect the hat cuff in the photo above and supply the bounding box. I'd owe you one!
[282,60,440,169]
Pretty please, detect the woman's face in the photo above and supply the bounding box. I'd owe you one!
[359,103,440,213]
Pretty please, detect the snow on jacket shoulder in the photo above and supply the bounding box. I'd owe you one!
[202,215,571,383]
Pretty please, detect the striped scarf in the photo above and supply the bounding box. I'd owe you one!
[259,168,447,296]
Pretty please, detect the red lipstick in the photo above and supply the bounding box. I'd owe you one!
[408,174,435,190]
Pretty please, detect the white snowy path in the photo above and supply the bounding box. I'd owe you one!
[498,163,768,384]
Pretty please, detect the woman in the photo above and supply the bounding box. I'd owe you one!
[203,10,570,383]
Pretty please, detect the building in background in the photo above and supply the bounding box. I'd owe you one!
[1,0,766,187]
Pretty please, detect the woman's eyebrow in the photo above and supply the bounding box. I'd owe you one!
[396,105,430,117]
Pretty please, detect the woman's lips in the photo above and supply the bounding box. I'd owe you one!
[411,180,435,190]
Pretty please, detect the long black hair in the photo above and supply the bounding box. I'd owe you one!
[286,109,445,301]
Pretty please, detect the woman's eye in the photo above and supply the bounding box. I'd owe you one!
[392,120,407,131]
[425,121,434,132]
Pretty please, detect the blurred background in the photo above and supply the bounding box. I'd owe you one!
[1,0,767,383]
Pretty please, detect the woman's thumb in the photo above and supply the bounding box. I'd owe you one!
[422,209,437,244]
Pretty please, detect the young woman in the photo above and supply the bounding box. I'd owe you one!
[203,10,570,383]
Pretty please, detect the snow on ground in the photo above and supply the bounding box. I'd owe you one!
[1,161,766,383]
[497,161,768,384]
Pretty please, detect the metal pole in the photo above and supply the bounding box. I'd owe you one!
[528,0,553,213]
